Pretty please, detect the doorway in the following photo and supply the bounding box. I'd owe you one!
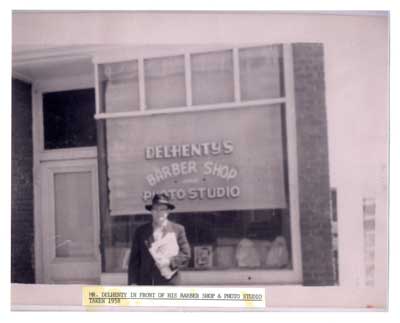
[40,159,101,284]
[34,85,100,284]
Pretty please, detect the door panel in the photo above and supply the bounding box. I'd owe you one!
[40,158,100,284]
[54,171,95,258]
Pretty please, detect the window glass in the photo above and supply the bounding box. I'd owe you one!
[145,55,186,109]
[191,50,234,105]
[102,209,292,273]
[239,45,284,100]
[99,60,140,113]
[54,172,95,258]
[43,88,97,149]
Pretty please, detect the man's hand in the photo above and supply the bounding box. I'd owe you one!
[154,256,170,268]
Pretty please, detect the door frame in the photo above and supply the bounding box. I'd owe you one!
[32,74,98,283]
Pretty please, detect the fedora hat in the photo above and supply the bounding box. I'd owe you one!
[145,193,175,211]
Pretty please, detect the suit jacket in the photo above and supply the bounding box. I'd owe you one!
[128,221,191,285]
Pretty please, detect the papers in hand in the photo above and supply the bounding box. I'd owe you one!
[148,232,179,279]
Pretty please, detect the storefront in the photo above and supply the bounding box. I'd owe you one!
[12,42,336,286]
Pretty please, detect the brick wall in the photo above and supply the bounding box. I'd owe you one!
[292,44,335,285]
[11,78,35,283]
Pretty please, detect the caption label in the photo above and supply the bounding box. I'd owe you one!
[82,286,266,308]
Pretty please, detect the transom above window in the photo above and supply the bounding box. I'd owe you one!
[95,44,285,117]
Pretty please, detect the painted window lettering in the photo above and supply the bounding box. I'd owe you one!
[145,140,234,160]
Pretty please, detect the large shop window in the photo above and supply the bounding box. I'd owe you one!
[99,45,292,277]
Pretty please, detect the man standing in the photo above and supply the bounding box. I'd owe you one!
[128,193,191,285]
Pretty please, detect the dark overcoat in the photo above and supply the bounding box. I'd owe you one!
[128,221,191,285]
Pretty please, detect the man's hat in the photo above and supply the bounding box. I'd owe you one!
[145,193,175,211]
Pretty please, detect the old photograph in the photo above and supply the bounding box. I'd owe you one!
[10,10,389,310]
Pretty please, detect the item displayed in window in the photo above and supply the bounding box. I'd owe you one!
[235,238,261,268]
[215,245,236,269]
[256,240,273,267]
[194,245,213,269]
[265,236,289,268]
